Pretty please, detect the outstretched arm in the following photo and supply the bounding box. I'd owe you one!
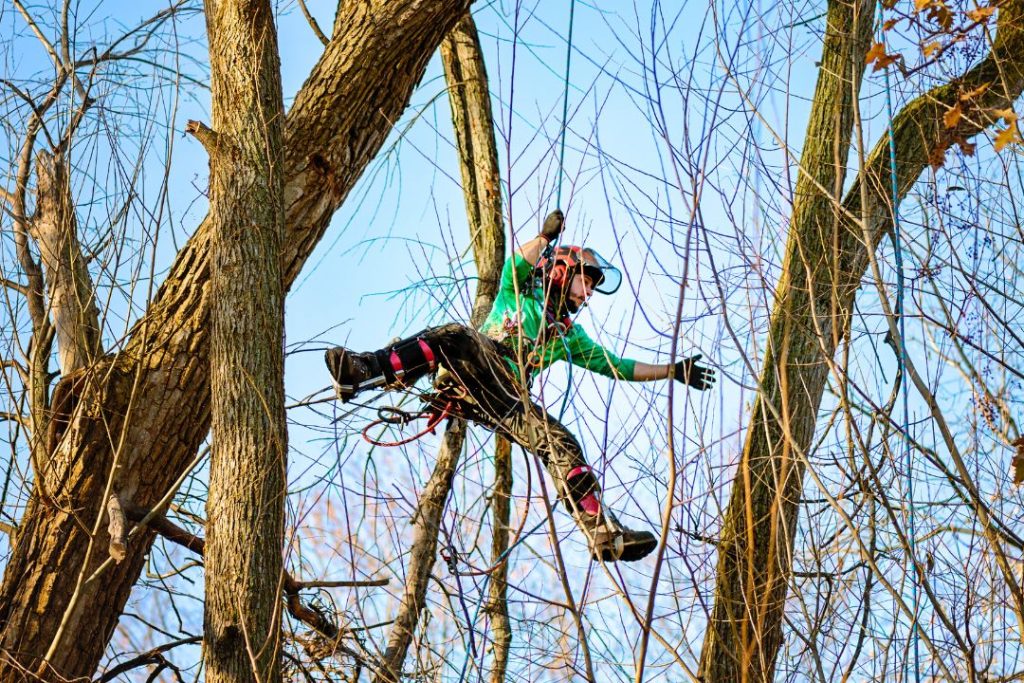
[630,362,673,381]
[632,355,716,390]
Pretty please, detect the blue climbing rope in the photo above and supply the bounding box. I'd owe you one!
[878,4,921,680]
[454,8,581,678]
[555,0,578,211]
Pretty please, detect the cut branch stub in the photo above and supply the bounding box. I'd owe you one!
[185,120,221,157]
[106,494,127,563]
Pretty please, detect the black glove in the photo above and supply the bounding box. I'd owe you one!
[540,209,564,242]
[674,354,715,391]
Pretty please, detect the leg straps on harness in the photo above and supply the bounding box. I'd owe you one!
[326,334,438,402]
[379,336,437,386]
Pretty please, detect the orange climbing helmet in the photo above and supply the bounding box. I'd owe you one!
[536,245,622,296]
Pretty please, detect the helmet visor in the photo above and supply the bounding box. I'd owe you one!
[580,248,622,294]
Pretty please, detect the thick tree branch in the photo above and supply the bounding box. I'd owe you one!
[201,0,289,678]
[375,420,465,683]
[184,120,220,157]
[30,148,102,375]
[441,12,506,329]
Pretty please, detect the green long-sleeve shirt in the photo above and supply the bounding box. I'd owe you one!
[479,253,637,381]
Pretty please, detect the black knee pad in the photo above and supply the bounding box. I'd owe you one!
[376,334,437,385]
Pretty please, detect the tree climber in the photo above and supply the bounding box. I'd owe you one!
[325,210,715,562]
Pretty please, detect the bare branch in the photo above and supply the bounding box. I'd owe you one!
[93,636,202,683]
[296,0,330,46]
[75,0,194,69]
[30,148,102,374]
[122,507,386,639]
[0,278,28,296]
[13,0,62,71]
[289,578,390,589]
[0,412,29,428]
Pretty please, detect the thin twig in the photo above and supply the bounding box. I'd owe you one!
[296,0,330,46]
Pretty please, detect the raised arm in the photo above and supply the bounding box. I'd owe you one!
[516,234,551,266]
[515,209,564,265]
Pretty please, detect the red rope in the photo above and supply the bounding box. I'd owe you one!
[361,401,454,448]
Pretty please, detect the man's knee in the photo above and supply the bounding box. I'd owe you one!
[428,323,478,351]
[564,465,600,501]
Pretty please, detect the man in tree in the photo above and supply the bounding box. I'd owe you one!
[326,210,715,562]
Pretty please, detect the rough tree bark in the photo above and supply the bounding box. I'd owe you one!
[374,12,508,682]
[198,0,287,680]
[699,1,1024,680]
[0,2,470,680]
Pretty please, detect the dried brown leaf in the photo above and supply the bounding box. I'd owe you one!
[956,138,976,156]
[967,6,996,21]
[944,103,963,128]
[994,124,1022,152]
[959,83,990,101]
[870,47,901,73]
[927,5,954,29]
[865,42,887,66]
[994,108,1018,124]
[939,6,954,29]
[928,143,949,169]
[1012,437,1024,485]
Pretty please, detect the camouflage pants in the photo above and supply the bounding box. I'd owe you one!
[406,323,590,494]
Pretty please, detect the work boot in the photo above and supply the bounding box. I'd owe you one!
[573,496,657,562]
[325,347,383,402]
[562,466,658,562]
[325,333,438,402]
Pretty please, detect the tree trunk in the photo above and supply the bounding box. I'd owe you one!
[699,1,1024,680]
[441,12,506,331]
[374,12,508,681]
[442,21,513,678]
[0,2,470,680]
[200,0,287,680]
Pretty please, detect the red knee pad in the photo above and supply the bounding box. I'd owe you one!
[566,466,601,516]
